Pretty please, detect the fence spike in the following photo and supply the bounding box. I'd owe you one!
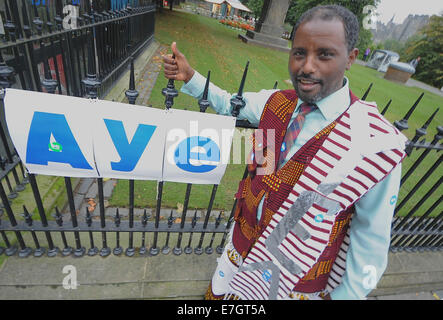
[54,207,72,256]
[361,83,373,101]
[191,209,198,228]
[32,2,43,36]
[394,92,424,131]
[44,3,53,33]
[114,208,121,227]
[21,1,33,37]
[22,205,33,226]
[198,70,211,112]
[54,0,63,31]
[215,211,222,229]
[230,61,249,117]
[405,108,439,155]
[82,20,102,98]
[380,99,392,116]
[22,205,41,257]
[0,52,16,89]
[41,41,58,94]
[3,0,12,23]
[85,207,92,227]
[238,61,249,98]
[113,208,123,256]
[3,1,17,42]
[422,108,439,130]
[162,77,178,109]
[8,1,24,40]
[141,209,148,227]
[55,207,63,226]
[162,53,179,109]
[168,209,175,227]
[125,57,139,104]
[162,210,175,255]
[401,124,443,185]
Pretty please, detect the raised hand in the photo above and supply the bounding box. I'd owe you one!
[162,42,195,83]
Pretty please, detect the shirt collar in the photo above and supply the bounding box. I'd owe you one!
[296,77,350,121]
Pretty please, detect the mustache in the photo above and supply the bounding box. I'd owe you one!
[295,74,322,84]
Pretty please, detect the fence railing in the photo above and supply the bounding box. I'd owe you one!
[0,3,441,258]
[0,0,155,98]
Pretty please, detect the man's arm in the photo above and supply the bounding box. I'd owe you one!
[329,164,402,300]
[162,42,276,126]
[180,70,276,126]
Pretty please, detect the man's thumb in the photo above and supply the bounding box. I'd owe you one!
[171,42,182,58]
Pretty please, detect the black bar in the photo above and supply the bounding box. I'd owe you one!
[85,207,98,256]
[380,99,392,116]
[0,5,157,51]
[55,207,72,256]
[126,179,135,256]
[195,184,218,255]
[28,173,58,256]
[162,210,174,254]
[391,194,443,248]
[394,93,424,131]
[401,126,443,186]
[150,180,163,255]
[64,177,85,256]
[97,178,110,256]
[394,154,442,221]
[408,211,443,248]
[361,83,372,101]
[0,229,17,256]
[173,183,192,255]
[113,208,123,255]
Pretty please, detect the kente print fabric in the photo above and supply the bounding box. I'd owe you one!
[225,93,407,300]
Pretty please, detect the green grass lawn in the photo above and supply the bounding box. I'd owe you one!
[109,10,442,218]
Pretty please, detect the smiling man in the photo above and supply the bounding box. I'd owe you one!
[163,5,407,300]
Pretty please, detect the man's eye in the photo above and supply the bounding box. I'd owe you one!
[293,51,304,57]
[319,52,333,58]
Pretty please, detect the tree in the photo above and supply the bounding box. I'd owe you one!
[241,0,264,20]
[402,14,443,88]
[382,39,405,53]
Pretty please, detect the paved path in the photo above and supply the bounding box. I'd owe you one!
[0,247,442,300]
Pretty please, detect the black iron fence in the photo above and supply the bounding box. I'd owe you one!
[0,0,155,98]
[0,1,441,258]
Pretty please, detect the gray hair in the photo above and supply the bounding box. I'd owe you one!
[292,5,360,52]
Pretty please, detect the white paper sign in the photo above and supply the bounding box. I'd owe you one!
[4,89,236,185]
[4,88,98,178]
[162,109,236,185]
[92,99,166,180]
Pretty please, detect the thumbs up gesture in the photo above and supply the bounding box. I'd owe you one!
[162,42,195,83]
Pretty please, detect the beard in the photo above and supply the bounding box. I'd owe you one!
[290,73,325,104]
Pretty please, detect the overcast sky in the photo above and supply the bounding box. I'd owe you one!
[377,0,443,24]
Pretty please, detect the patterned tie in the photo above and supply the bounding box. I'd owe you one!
[278,102,317,168]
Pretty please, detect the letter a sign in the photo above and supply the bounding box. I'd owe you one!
[5,89,98,177]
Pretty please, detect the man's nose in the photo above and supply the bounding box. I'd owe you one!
[301,55,316,74]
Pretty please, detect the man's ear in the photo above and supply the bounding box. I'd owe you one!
[346,48,359,70]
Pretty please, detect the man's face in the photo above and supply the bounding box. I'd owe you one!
[289,18,359,104]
